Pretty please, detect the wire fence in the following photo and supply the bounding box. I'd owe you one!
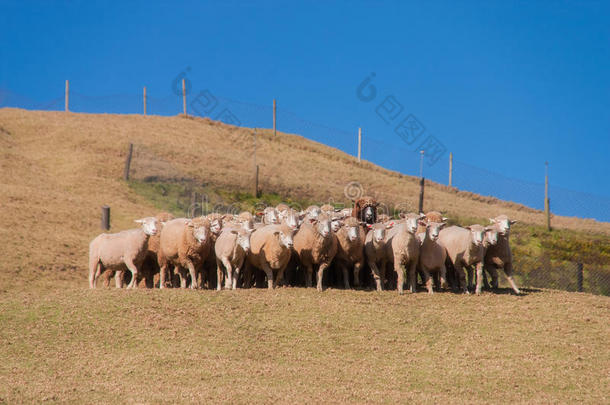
[1,86,609,295]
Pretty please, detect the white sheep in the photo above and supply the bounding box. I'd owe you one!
[417,220,448,294]
[484,215,521,294]
[158,217,212,289]
[245,223,295,289]
[334,216,365,289]
[437,224,487,294]
[364,221,394,291]
[88,217,159,289]
[385,213,423,294]
[262,207,280,225]
[214,226,252,290]
[293,212,338,291]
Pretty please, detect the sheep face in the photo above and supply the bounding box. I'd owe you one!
[135,217,159,236]
[465,225,486,247]
[425,221,447,242]
[402,213,421,234]
[210,219,223,235]
[372,225,386,242]
[264,207,280,224]
[490,215,516,235]
[484,227,499,246]
[282,209,300,230]
[346,225,360,242]
[312,214,332,238]
[306,205,321,219]
[276,228,294,249]
[331,219,342,232]
[189,219,210,243]
[362,206,375,223]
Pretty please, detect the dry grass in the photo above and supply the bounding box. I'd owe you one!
[0,287,608,404]
[1,108,609,403]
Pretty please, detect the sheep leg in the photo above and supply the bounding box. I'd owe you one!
[454,263,468,294]
[408,261,418,294]
[503,262,521,294]
[395,263,406,295]
[185,261,198,290]
[482,270,491,290]
[222,258,233,291]
[353,261,362,288]
[466,266,474,291]
[475,262,484,295]
[115,270,124,289]
[340,262,350,290]
[305,264,313,288]
[178,267,188,289]
[369,261,383,292]
[439,263,448,290]
[89,257,100,288]
[421,267,433,294]
[123,259,139,289]
[232,267,240,290]
[215,258,224,291]
[485,265,499,289]
[261,263,275,290]
[159,264,168,289]
[317,263,329,292]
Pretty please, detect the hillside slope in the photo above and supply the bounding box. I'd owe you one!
[0,108,608,287]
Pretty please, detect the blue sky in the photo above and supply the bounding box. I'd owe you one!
[1,1,609,220]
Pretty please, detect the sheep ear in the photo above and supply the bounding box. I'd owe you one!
[510,220,517,225]
[439,222,447,229]
[230,230,238,234]
[465,225,472,230]
[489,218,496,224]
[418,220,427,226]
[398,212,406,219]
[442,217,448,221]
[134,219,144,224]
[273,231,280,235]
[419,213,426,218]
[484,226,494,231]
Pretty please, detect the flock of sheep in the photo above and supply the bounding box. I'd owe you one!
[88,197,521,295]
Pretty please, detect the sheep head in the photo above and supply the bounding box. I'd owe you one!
[231,228,252,252]
[188,217,211,243]
[274,223,295,249]
[135,217,159,236]
[489,215,517,235]
[484,226,499,246]
[280,208,300,230]
[424,221,447,241]
[343,217,361,242]
[400,213,423,234]
[310,213,332,238]
[263,207,280,224]
[464,224,486,247]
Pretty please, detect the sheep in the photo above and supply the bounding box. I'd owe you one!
[245,223,295,289]
[214,226,252,290]
[135,211,175,288]
[304,205,322,219]
[293,212,338,291]
[88,217,159,289]
[384,213,423,294]
[437,224,487,294]
[480,226,499,290]
[352,196,378,224]
[278,207,301,230]
[275,203,290,214]
[333,216,365,289]
[364,221,394,291]
[262,207,280,225]
[158,217,212,289]
[417,220,448,294]
[484,215,521,294]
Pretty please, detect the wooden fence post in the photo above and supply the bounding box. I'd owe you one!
[448,152,453,187]
[143,86,147,115]
[182,79,187,115]
[123,143,133,180]
[273,99,277,137]
[65,80,69,112]
[577,262,583,292]
[255,165,260,198]
[357,127,362,163]
[101,205,110,230]
[418,177,425,214]
[545,162,551,231]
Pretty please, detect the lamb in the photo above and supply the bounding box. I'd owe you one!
[245,223,295,289]
[437,224,487,294]
[214,226,252,290]
[333,217,365,289]
[158,217,212,289]
[484,215,521,294]
[384,213,422,294]
[88,217,159,289]
[293,212,338,291]
[417,220,448,294]
[364,221,394,291]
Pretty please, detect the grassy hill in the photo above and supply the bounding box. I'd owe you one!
[0,108,609,403]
